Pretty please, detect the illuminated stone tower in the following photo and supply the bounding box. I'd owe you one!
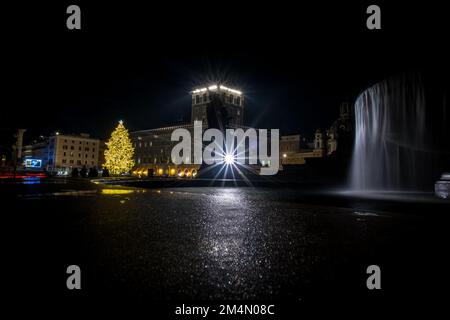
[191,84,244,129]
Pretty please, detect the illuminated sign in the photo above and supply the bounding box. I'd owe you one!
[24,158,42,168]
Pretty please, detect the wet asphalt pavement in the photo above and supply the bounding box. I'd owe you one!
[3,179,450,314]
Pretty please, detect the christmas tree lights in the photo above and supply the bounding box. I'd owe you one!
[104,120,135,175]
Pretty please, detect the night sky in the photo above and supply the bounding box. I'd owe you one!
[2,1,448,144]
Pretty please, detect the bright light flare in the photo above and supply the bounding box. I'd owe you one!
[219,85,242,95]
[224,153,235,165]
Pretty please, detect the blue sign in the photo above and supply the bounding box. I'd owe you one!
[25,158,42,168]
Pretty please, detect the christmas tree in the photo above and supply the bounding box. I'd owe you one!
[104,120,135,175]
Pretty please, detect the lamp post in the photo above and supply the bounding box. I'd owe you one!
[13,129,26,179]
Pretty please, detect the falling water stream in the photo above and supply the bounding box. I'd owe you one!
[350,73,449,191]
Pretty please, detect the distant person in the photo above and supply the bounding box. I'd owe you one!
[88,167,98,178]
[80,165,87,178]
[71,167,79,178]
[102,167,109,177]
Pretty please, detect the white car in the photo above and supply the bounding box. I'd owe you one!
[435,173,450,199]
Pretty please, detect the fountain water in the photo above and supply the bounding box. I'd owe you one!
[350,73,449,191]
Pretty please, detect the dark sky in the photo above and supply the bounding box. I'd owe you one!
[2,1,449,144]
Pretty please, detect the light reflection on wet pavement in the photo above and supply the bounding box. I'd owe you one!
[5,183,447,301]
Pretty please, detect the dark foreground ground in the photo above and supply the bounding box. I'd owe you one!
[3,177,450,317]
